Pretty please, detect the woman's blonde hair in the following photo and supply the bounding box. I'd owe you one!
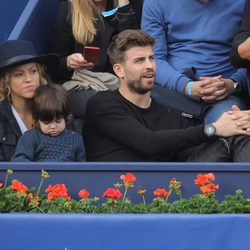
[0,63,48,101]
[71,0,99,45]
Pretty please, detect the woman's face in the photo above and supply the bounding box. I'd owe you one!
[8,62,41,101]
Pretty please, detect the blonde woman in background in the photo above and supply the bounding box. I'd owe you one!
[49,0,139,131]
[50,0,139,83]
[0,40,59,161]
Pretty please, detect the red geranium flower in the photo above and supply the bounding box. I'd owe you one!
[78,189,90,198]
[103,188,122,199]
[45,184,70,201]
[153,188,169,197]
[11,180,28,193]
[27,193,33,200]
[200,183,219,194]
[194,173,215,186]
[120,173,136,183]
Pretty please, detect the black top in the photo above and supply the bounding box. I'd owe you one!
[49,0,138,82]
[83,90,208,162]
[230,0,250,68]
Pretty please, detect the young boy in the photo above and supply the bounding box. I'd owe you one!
[11,84,85,161]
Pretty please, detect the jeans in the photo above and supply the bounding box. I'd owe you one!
[204,95,247,124]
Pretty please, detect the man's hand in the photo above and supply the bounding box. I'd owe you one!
[213,106,250,137]
[228,105,250,130]
[185,76,235,103]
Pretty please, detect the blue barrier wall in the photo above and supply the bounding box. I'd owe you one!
[1,162,250,202]
[0,0,60,54]
[1,213,250,250]
[0,0,28,42]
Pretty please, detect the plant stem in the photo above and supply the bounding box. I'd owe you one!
[142,195,146,206]
[4,172,9,188]
[121,186,128,205]
[36,177,44,196]
[165,189,172,203]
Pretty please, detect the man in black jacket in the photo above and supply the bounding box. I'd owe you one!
[83,30,250,162]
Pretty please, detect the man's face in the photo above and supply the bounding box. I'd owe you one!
[119,46,156,94]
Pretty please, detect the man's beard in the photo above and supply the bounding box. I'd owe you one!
[127,77,154,94]
[126,70,155,94]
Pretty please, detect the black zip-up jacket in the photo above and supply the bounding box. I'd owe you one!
[0,99,22,161]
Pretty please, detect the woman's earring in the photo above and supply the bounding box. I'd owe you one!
[6,86,11,99]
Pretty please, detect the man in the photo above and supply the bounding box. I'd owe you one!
[83,29,250,162]
[141,0,248,124]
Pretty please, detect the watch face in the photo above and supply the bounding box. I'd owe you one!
[204,124,216,137]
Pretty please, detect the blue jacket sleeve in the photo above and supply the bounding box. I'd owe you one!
[11,131,37,162]
[141,0,190,92]
[74,134,86,162]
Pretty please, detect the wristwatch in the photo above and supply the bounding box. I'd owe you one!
[232,82,241,94]
[204,124,216,137]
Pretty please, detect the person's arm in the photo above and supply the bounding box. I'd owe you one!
[74,134,86,161]
[230,0,250,68]
[49,1,76,80]
[11,131,37,162]
[141,0,190,92]
[85,93,208,156]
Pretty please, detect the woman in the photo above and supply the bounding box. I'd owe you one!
[0,40,59,161]
[49,0,139,82]
[49,0,139,131]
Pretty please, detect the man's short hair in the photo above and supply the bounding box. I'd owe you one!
[108,29,155,65]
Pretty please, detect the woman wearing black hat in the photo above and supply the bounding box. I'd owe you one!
[0,40,59,161]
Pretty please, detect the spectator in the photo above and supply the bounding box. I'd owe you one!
[50,0,139,82]
[49,0,139,130]
[231,0,250,100]
[142,0,248,124]
[11,84,85,162]
[83,29,250,162]
[0,40,59,161]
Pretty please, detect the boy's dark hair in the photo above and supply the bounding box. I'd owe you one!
[32,84,70,123]
[107,29,155,65]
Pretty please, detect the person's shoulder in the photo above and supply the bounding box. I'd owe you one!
[65,129,84,142]
[87,90,118,106]
[58,0,71,13]
[0,99,10,112]
[23,128,39,137]
[65,129,81,136]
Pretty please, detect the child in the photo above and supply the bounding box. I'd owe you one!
[11,84,85,161]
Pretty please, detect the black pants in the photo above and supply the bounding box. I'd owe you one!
[188,135,250,162]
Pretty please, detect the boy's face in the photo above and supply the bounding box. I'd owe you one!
[39,118,66,137]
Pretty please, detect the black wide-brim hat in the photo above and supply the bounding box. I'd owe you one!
[0,40,60,79]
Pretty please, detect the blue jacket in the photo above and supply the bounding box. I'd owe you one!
[142,0,247,92]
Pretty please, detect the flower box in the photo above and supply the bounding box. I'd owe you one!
[1,162,250,201]
[1,163,250,249]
